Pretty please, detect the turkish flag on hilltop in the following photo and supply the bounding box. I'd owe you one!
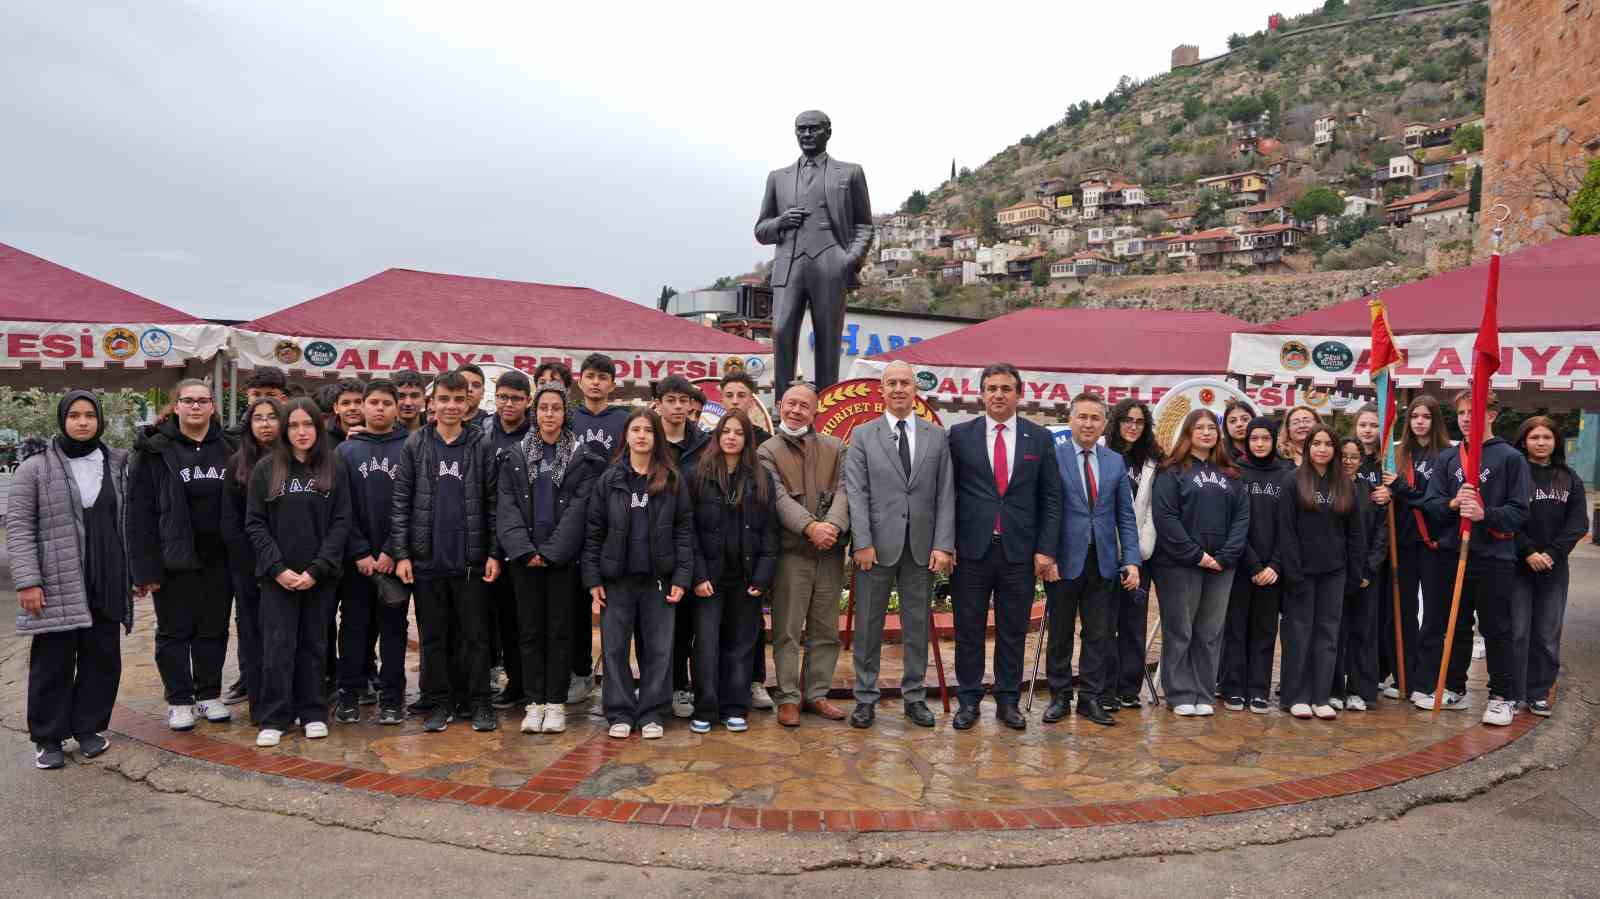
[1460,252,1502,539]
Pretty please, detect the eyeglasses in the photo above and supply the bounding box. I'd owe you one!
[250,415,278,424]
[494,394,529,404]
[175,398,213,409]
[1120,417,1146,427]
[1340,454,1363,463]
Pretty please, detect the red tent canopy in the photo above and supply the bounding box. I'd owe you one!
[1,242,203,324]
[233,268,768,384]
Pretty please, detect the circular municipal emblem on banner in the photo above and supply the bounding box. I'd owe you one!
[1312,340,1354,373]
[1279,340,1311,371]
[138,327,173,359]
[273,340,302,365]
[692,378,775,435]
[303,341,338,367]
[915,370,937,392]
[102,327,138,360]
[814,378,941,444]
[1303,389,1331,408]
[743,356,767,376]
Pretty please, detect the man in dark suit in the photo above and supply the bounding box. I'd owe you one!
[754,110,873,391]
[1043,393,1142,726]
[947,362,1062,731]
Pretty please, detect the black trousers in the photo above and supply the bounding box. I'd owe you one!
[691,574,762,720]
[1387,544,1434,692]
[327,567,380,689]
[1219,573,1281,703]
[570,582,594,680]
[489,574,522,699]
[1421,554,1518,699]
[413,573,492,707]
[27,610,122,743]
[600,575,676,727]
[514,564,578,705]
[751,617,768,684]
[1334,574,1382,703]
[229,569,264,721]
[258,580,332,731]
[951,540,1036,708]
[1110,566,1149,698]
[1512,565,1569,703]
[1044,557,1114,704]
[1279,571,1344,708]
[152,559,232,705]
[671,599,694,693]
[337,574,408,705]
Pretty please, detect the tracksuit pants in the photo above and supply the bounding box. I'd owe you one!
[514,564,579,705]
[599,574,675,727]
[27,609,122,744]
[152,559,232,705]
[258,581,333,731]
[1279,571,1344,708]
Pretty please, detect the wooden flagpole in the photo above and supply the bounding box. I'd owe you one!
[1431,536,1471,719]
[1387,502,1407,698]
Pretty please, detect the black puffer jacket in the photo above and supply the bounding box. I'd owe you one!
[582,461,693,589]
[689,466,781,591]
[126,416,238,583]
[389,423,498,567]
[497,437,604,567]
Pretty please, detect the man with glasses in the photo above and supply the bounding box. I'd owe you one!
[485,370,533,707]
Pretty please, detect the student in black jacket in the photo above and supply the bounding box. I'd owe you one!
[331,380,410,725]
[1511,416,1586,717]
[497,382,603,736]
[1150,409,1250,718]
[244,398,352,747]
[687,410,780,733]
[392,371,502,734]
[567,353,630,703]
[719,370,776,712]
[1219,417,1290,714]
[1332,437,1389,711]
[220,368,287,705]
[128,378,239,731]
[584,409,694,740]
[1277,424,1363,720]
[654,375,710,720]
[220,396,282,724]
[483,369,534,712]
[1418,390,1530,726]
[1383,394,1450,699]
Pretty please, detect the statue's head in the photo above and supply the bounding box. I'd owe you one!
[794,110,832,157]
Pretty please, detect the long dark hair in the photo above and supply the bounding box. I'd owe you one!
[1515,415,1573,493]
[1294,424,1353,514]
[1222,398,1256,457]
[1162,409,1238,477]
[1394,394,1450,476]
[1108,398,1164,470]
[696,409,769,505]
[267,398,336,499]
[232,397,284,486]
[620,407,678,495]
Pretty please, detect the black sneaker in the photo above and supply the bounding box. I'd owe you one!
[335,692,360,723]
[1224,696,1246,712]
[453,700,473,721]
[407,699,436,718]
[222,680,249,705]
[491,689,521,710]
[357,685,379,706]
[1119,695,1141,709]
[75,733,110,758]
[471,704,498,732]
[35,741,65,770]
[377,704,404,726]
[423,707,451,732]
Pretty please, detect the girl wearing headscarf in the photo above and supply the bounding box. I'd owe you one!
[8,390,135,769]
[1218,417,1291,713]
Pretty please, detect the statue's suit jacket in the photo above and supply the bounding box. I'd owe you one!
[754,155,873,288]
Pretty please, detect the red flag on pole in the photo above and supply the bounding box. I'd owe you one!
[1367,297,1401,471]
[1460,252,1502,538]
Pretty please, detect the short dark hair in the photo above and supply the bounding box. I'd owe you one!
[454,363,485,382]
[654,374,696,400]
[334,377,365,401]
[580,353,616,378]
[285,383,307,398]
[1069,391,1107,414]
[244,366,286,391]
[391,369,425,390]
[689,386,706,404]
[534,361,573,388]
[497,369,531,396]
[721,371,757,394]
[312,383,340,413]
[363,378,397,402]
[433,370,470,395]
[979,362,1023,390]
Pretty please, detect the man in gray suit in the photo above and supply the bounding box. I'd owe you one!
[844,361,955,728]
[755,109,874,392]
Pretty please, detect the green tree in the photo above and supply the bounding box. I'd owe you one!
[1291,186,1345,223]
[1468,164,1483,215]
[1192,188,1226,229]
[1451,123,1484,153]
[1417,61,1448,83]
[1571,158,1600,236]
[1323,0,1346,14]
[1182,95,1206,121]
[903,189,929,214]
[1228,32,1247,50]
[0,387,148,447]
[656,285,678,309]
[975,194,1001,243]
[1030,259,1049,287]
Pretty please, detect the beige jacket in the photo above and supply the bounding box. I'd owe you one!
[757,428,850,555]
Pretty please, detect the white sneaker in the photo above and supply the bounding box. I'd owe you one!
[1441,690,1469,711]
[641,722,665,739]
[167,705,196,731]
[1195,703,1215,717]
[255,728,282,747]
[1382,684,1401,700]
[195,699,231,722]
[1313,704,1337,720]
[607,722,631,739]
[1482,696,1514,726]
[541,704,565,734]
[566,673,594,705]
[749,682,775,711]
[1173,703,1198,717]
[1472,634,1486,660]
[1410,691,1435,709]
[1346,695,1368,712]
[1290,703,1314,719]
[1328,696,1344,711]
[671,690,694,719]
[521,704,546,734]
[304,721,328,739]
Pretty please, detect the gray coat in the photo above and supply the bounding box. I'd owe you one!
[6,441,131,635]
[844,416,955,568]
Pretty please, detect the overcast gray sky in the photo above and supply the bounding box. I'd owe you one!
[1,1,1317,320]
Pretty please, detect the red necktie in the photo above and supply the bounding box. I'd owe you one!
[993,423,1008,533]
[1082,447,1098,507]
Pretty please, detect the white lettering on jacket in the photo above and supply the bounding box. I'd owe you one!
[178,465,225,483]
[1533,486,1570,504]
[277,477,321,497]
[358,456,398,480]
[438,460,463,480]
[630,492,649,509]
[582,428,616,451]
[1190,470,1230,490]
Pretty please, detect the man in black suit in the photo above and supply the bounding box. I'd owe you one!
[946,362,1062,731]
